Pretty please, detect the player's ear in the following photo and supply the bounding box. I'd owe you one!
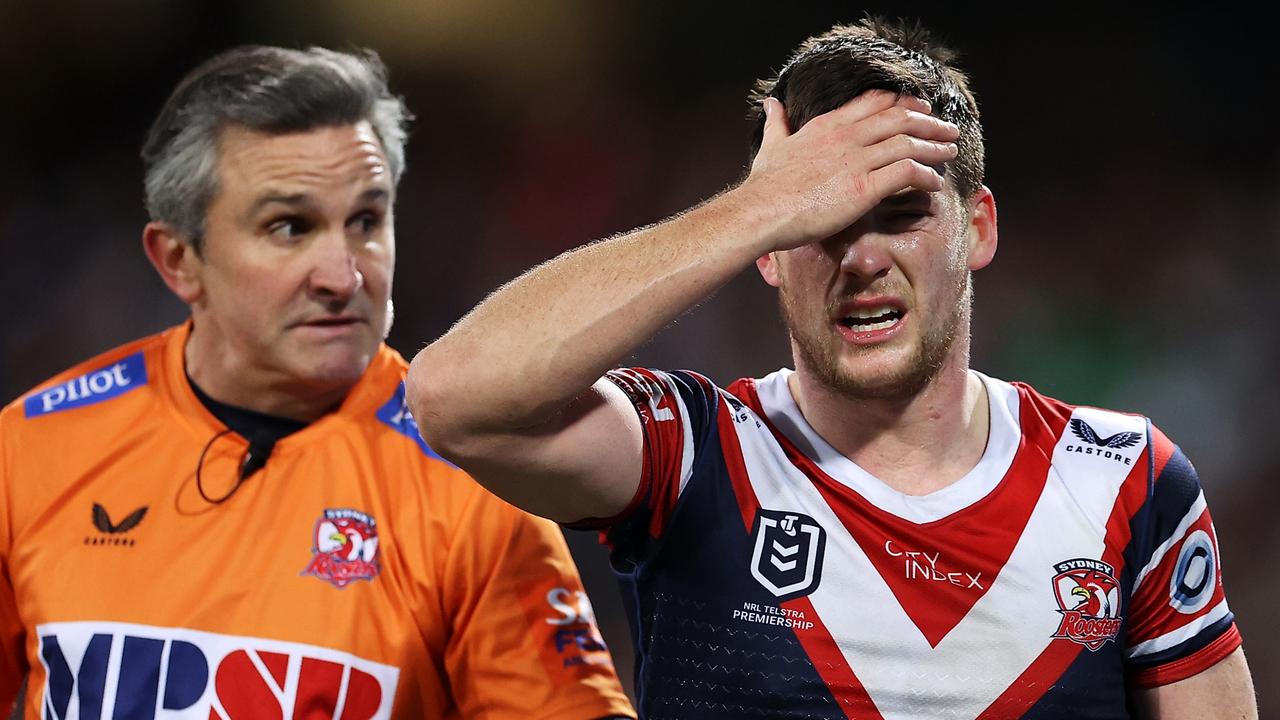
[756,252,782,288]
[142,222,204,304]
[965,185,998,271]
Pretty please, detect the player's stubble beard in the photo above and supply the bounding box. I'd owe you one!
[778,265,972,402]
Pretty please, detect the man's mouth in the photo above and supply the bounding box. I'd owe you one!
[292,316,365,336]
[837,305,905,333]
[301,316,361,327]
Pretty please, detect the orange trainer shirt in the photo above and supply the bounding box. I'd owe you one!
[0,322,634,720]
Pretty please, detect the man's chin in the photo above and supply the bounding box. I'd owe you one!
[285,347,376,390]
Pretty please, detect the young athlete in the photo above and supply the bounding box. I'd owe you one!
[406,19,1257,719]
[0,46,634,719]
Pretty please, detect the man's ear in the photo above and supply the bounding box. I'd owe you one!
[966,186,998,271]
[756,252,782,288]
[142,222,204,304]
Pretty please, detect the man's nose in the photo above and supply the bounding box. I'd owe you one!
[308,232,364,301]
[832,230,893,285]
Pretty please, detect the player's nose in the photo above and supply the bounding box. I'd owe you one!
[836,234,893,284]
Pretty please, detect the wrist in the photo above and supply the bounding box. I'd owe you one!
[697,183,789,261]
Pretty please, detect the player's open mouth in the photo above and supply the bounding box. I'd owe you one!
[838,306,904,333]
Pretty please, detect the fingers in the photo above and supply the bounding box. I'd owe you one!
[806,89,956,145]
[759,97,791,148]
[866,159,946,199]
[820,89,918,127]
[742,88,961,252]
[862,133,958,175]
[858,104,960,146]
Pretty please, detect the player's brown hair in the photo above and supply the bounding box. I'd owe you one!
[748,17,984,201]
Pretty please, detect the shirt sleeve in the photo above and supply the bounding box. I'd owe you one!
[571,369,719,564]
[0,413,29,710]
[1123,426,1241,687]
[442,482,635,719]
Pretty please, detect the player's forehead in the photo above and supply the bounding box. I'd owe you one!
[213,121,392,205]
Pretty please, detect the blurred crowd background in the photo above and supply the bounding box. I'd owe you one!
[2,0,1276,713]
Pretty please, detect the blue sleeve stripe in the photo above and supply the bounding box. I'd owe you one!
[1125,612,1235,670]
[665,370,718,441]
[374,382,454,467]
[1148,449,1203,546]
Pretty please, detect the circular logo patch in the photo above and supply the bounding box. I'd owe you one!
[1169,529,1215,614]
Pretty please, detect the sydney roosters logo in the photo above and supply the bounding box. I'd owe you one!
[302,508,380,589]
[1050,558,1122,651]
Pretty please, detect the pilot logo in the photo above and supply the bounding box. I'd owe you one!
[85,503,147,547]
[1050,558,1123,651]
[302,508,380,589]
[749,509,826,601]
[24,352,147,418]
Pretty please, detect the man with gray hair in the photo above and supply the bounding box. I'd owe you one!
[0,46,634,719]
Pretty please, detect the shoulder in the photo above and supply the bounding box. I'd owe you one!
[0,329,175,538]
[995,376,1149,448]
[3,329,173,431]
[1005,378,1136,428]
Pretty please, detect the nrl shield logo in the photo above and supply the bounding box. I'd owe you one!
[1050,558,1122,651]
[749,509,826,600]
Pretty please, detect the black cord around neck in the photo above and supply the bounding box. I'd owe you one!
[195,428,239,505]
[195,428,282,505]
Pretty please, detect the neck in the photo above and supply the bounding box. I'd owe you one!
[184,321,352,424]
[787,341,989,496]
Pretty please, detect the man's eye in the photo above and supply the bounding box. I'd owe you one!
[267,218,311,239]
[349,212,382,235]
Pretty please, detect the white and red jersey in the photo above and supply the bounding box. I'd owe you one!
[581,367,1240,719]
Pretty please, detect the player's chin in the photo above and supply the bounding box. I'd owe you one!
[831,346,926,396]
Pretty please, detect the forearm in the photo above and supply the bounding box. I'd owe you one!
[409,188,769,436]
[408,92,958,456]
[1132,647,1256,719]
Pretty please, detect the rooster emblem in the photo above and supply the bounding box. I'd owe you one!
[1066,569,1119,617]
[302,508,381,588]
[1051,559,1122,651]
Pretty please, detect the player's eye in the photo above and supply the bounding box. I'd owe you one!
[265,216,311,241]
[879,210,929,232]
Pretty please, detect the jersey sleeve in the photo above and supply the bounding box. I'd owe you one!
[442,482,635,719]
[572,369,719,562]
[0,412,28,709]
[1123,426,1241,687]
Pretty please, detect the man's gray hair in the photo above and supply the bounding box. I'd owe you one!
[141,45,412,254]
